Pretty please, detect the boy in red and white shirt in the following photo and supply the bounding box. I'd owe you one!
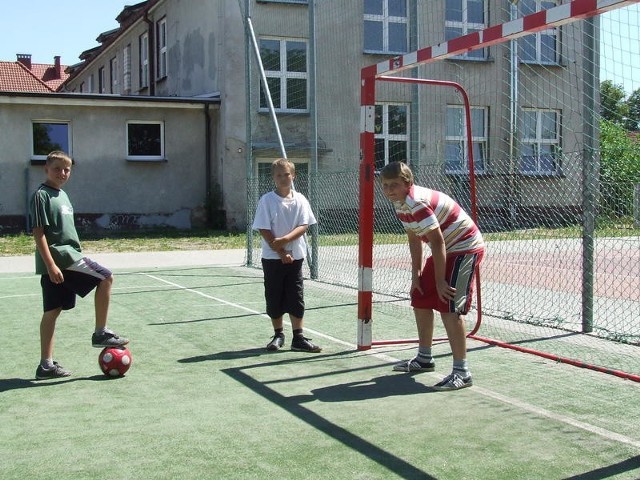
[380,161,485,390]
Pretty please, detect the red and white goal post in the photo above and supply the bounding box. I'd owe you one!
[357,0,640,350]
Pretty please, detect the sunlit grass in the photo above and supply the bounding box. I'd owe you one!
[2,221,637,256]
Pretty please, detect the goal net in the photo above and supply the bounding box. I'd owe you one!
[243,0,640,380]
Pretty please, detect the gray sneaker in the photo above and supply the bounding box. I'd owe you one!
[432,372,473,391]
[92,329,129,348]
[35,361,71,380]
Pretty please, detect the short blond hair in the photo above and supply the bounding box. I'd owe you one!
[271,157,295,175]
[380,161,413,185]
[46,150,73,166]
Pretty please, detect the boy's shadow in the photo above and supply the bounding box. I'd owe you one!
[0,375,119,392]
[293,373,436,403]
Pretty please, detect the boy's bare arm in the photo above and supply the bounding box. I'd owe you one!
[258,228,292,263]
[270,224,308,251]
[33,226,64,283]
[406,230,423,286]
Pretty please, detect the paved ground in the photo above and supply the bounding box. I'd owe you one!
[0,249,248,273]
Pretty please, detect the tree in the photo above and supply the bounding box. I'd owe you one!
[600,80,629,125]
[599,119,640,217]
[624,88,640,131]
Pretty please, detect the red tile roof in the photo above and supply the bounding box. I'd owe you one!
[0,59,70,93]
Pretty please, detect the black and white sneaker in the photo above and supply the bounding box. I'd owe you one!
[432,372,473,391]
[266,334,285,351]
[35,361,71,380]
[291,336,322,353]
[92,329,129,348]
[392,357,435,372]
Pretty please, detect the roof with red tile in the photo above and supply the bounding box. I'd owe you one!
[0,59,70,93]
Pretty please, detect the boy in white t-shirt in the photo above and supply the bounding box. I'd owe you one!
[252,158,321,352]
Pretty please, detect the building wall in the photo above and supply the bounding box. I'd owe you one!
[0,96,212,232]
[54,0,590,230]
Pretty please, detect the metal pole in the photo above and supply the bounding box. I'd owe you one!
[582,16,599,333]
[246,16,287,159]
[308,0,319,279]
[509,0,519,228]
[243,0,254,266]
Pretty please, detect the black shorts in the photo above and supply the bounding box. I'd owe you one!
[261,258,304,319]
[41,258,112,312]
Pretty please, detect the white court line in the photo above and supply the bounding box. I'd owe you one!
[143,272,640,450]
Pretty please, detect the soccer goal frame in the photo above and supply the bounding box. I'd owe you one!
[357,0,640,354]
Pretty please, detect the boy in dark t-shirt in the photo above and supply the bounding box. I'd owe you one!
[30,151,128,380]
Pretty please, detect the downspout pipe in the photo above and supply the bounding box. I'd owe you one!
[204,103,213,227]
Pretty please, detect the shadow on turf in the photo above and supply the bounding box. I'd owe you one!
[0,375,123,392]
[562,455,640,479]
[220,364,438,480]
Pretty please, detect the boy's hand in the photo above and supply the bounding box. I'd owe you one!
[280,251,294,264]
[282,254,294,264]
[270,237,286,250]
[436,279,456,302]
[411,275,423,295]
[47,265,64,284]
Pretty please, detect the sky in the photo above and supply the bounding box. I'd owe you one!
[0,1,133,67]
[0,1,638,94]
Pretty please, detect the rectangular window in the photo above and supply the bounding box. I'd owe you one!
[88,74,95,93]
[445,106,487,174]
[445,0,487,60]
[110,57,119,94]
[259,38,308,112]
[519,0,559,64]
[364,0,408,54]
[98,67,105,93]
[520,109,560,174]
[139,33,149,89]
[32,121,70,161]
[123,44,132,94]
[126,121,164,161]
[374,103,410,171]
[157,17,167,79]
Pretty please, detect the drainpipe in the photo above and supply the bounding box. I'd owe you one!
[144,12,156,95]
[204,103,213,227]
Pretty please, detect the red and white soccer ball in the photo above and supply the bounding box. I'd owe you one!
[99,347,132,377]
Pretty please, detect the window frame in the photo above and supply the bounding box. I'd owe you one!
[98,66,106,94]
[110,56,119,94]
[156,17,168,80]
[139,33,149,89]
[31,120,71,162]
[520,108,561,175]
[259,37,309,113]
[374,103,410,171]
[363,0,409,55]
[445,0,488,61]
[519,0,560,65]
[445,105,488,175]
[126,120,165,162]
